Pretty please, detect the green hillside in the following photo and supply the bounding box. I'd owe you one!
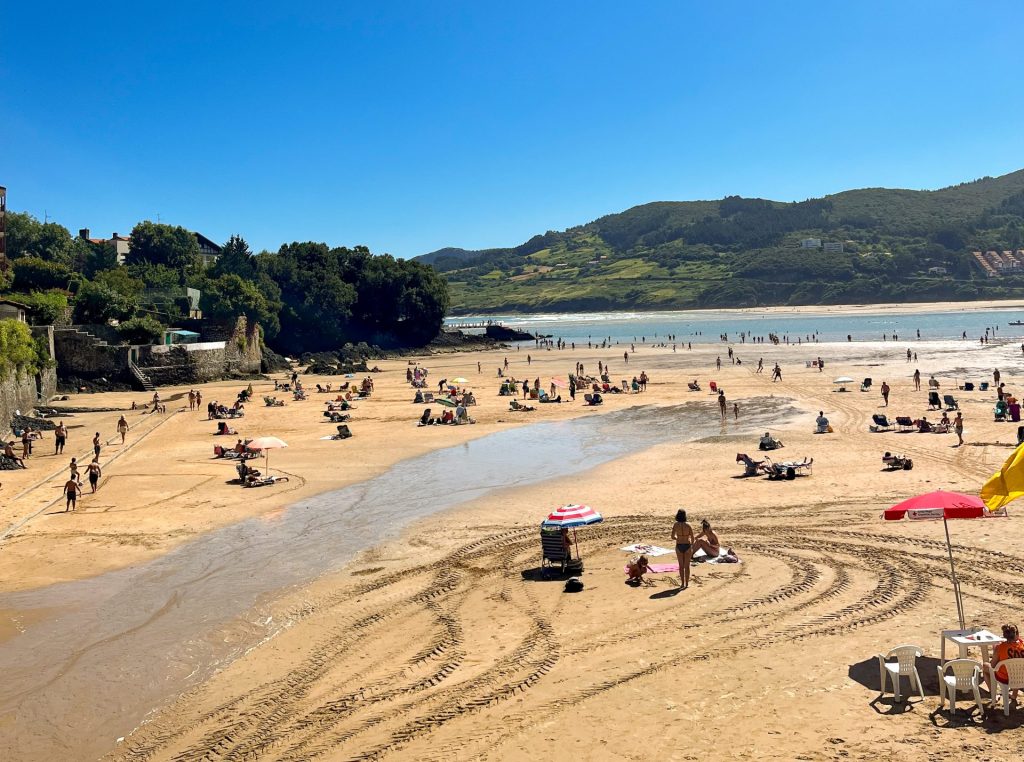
[418,169,1024,314]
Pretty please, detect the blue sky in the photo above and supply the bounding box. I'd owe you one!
[2,1,1022,258]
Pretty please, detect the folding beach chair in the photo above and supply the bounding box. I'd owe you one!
[895,416,916,432]
[943,394,959,410]
[540,525,569,577]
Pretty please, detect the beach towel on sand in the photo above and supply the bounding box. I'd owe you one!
[620,543,673,557]
[624,549,740,574]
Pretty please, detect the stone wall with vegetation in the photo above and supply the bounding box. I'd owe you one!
[136,317,261,385]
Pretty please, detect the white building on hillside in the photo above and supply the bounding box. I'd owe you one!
[801,238,822,249]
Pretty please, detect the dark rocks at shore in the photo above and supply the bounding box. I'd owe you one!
[261,347,292,374]
[11,413,58,432]
[57,376,134,394]
[485,325,534,342]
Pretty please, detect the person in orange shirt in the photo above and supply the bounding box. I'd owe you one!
[988,623,1024,699]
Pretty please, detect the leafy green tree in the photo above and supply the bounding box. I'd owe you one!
[199,273,281,338]
[73,279,138,324]
[5,290,70,325]
[12,257,74,291]
[211,235,256,280]
[0,319,38,377]
[4,212,76,265]
[117,316,165,345]
[79,240,120,278]
[126,221,201,276]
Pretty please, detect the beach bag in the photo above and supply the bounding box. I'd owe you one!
[826,425,834,433]
[564,577,584,593]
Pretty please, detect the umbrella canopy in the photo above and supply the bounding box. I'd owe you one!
[883,490,1007,628]
[542,503,604,528]
[883,490,999,521]
[551,377,569,388]
[435,397,457,407]
[542,504,603,560]
[452,377,469,383]
[245,436,288,479]
[833,376,855,384]
[246,436,288,452]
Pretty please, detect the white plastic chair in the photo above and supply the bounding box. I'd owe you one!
[876,645,925,703]
[937,659,985,715]
[987,658,1024,715]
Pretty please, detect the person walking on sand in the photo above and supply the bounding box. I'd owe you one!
[954,412,964,446]
[64,477,82,512]
[671,509,695,590]
[756,358,763,374]
[772,363,782,382]
[92,432,102,460]
[54,421,67,455]
[188,389,196,411]
[117,415,129,444]
[881,381,890,407]
[196,390,202,409]
[86,459,102,493]
[716,356,721,371]
[913,369,921,391]
[718,390,727,420]
[70,457,82,485]
[906,348,911,362]
[995,368,1001,386]
[733,402,739,420]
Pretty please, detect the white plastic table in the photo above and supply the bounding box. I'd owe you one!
[940,628,1004,666]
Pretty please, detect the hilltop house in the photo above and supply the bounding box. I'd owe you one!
[801,238,822,249]
[76,229,222,267]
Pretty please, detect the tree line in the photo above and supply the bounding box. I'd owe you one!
[0,213,450,353]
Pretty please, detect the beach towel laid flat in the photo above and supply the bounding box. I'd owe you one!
[620,543,673,557]
[695,548,742,564]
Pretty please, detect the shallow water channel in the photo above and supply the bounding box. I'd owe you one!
[0,398,793,760]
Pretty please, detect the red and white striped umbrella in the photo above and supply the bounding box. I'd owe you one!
[542,504,603,528]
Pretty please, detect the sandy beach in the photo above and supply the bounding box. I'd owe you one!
[4,334,1024,760]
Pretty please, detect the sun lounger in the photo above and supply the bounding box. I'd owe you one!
[333,424,352,439]
[995,401,1008,421]
[687,381,701,392]
[895,416,915,432]
[980,382,990,391]
[870,414,895,432]
[736,453,764,476]
[243,474,290,488]
[960,382,975,391]
[763,456,813,480]
[928,391,942,410]
[943,395,959,410]
[882,452,913,470]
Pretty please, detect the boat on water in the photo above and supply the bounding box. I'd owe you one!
[1010,320,1024,326]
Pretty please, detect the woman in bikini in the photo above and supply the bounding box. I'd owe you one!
[671,509,695,589]
[692,519,720,561]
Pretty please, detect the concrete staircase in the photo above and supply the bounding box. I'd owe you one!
[128,361,155,392]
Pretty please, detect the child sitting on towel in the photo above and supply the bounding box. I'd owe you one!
[626,555,653,586]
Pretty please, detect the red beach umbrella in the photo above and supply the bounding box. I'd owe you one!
[883,490,1007,628]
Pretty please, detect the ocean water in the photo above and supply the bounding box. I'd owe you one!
[446,306,1024,344]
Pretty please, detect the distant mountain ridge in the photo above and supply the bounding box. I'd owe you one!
[416,169,1024,314]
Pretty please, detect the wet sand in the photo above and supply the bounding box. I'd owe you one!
[3,334,1024,760]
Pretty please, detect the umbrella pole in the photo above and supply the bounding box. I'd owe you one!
[943,515,966,629]
[573,528,580,560]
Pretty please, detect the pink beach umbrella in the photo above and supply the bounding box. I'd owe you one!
[245,436,289,477]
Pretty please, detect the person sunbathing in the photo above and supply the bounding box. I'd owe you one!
[759,432,783,450]
[626,555,653,585]
[691,520,721,561]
